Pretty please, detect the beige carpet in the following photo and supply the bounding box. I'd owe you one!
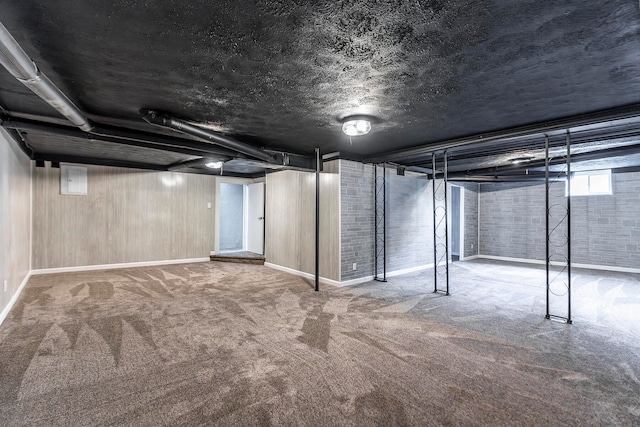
[0,261,639,426]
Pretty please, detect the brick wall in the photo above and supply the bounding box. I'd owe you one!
[459,182,479,258]
[572,171,640,268]
[340,160,438,281]
[479,171,640,269]
[387,171,433,272]
[340,160,375,281]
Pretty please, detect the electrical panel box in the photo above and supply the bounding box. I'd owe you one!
[60,165,88,195]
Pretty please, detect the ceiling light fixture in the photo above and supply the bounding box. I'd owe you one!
[341,116,372,136]
[205,161,223,169]
[510,156,533,164]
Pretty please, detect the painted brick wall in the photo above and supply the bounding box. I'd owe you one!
[340,161,482,281]
[340,160,374,281]
[479,171,640,269]
[479,181,547,260]
[571,171,640,268]
[459,182,479,258]
[387,171,433,272]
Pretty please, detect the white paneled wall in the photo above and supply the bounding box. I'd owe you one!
[32,165,217,269]
[265,166,340,282]
[0,129,32,319]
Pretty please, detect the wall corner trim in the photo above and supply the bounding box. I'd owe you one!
[0,272,31,326]
[31,258,211,275]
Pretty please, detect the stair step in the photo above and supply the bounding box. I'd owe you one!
[210,255,265,265]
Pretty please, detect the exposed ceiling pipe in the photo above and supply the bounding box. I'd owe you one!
[365,104,640,164]
[448,174,564,183]
[0,21,94,132]
[445,142,640,178]
[141,110,280,164]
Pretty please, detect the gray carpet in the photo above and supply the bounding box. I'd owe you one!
[0,259,639,426]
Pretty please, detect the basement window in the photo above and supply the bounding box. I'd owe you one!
[568,169,612,196]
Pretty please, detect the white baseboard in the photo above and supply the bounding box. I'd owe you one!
[477,255,640,274]
[264,262,341,287]
[0,271,31,326]
[387,263,434,278]
[338,275,375,287]
[477,255,546,265]
[31,258,211,275]
[265,262,434,288]
[460,254,480,261]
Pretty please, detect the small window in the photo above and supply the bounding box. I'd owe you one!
[568,170,611,196]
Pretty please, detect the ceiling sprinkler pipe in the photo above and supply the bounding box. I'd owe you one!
[141,110,278,164]
[0,21,94,133]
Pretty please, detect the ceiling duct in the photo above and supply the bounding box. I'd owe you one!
[141,110,281,164]
[0,21,94,132]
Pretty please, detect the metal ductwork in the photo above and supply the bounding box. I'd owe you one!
[141,110,281,164]
[0,21,94,132]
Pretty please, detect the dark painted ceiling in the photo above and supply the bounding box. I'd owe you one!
[2,0,640,177]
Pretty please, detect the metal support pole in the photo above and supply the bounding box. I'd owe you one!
[383,162,387,281]
[374,164,379,279]
[432,154,438,293]
[374,163,387,282]
[432,153,450,295]
[444,152,450,295]
[545,132,572,324]
[315,148,320,292]
[545,136,550,319]
[566,131,572,324]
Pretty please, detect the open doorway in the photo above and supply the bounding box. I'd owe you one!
[217,181,265,256]
[450,185,464,262]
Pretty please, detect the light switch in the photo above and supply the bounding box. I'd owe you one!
[207,202,212,209]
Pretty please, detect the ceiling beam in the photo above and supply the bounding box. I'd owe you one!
[365,103,640,164]
[167,158,205,171]
[442,142,640,178]
[448,174,563,183]
[32,153,168,171]
[1,117,239,158]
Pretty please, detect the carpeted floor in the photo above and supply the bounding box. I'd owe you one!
[0,259,639,426]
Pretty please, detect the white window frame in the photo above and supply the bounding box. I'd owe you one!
[567,169,612,196]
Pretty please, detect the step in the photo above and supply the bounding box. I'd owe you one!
[210,254,265,265]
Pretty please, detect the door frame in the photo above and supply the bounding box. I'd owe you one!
[245,181,265,255]
[448,184,465,261]
[213,176,266,255]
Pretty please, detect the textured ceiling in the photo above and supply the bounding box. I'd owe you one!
[1,0,640,175]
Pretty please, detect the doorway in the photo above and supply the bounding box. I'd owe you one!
[450,185,464,262]
[217,181,265,255]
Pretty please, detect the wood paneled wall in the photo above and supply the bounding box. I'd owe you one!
[0,129,32,315]
[265,165,340,281]
[32,164,216,269]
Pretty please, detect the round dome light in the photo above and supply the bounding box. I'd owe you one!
[205,161,223,169]
[342,119,371,136]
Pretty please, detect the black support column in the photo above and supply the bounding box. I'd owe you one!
[432,153,450,295]
[374,163,387,282]
[545,133,572,323]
